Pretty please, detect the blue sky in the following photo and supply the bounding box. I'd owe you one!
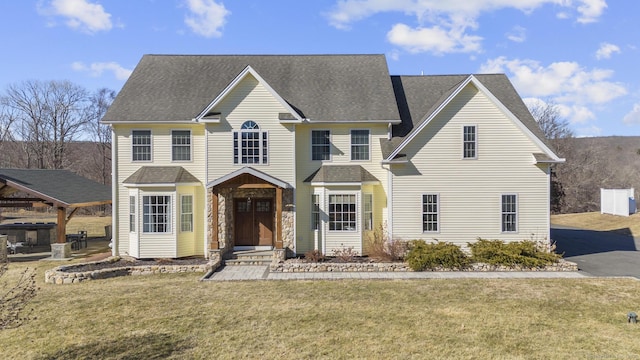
[1,0,638,137]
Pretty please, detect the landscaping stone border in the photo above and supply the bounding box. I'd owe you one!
[270,259,578,273]
[45,256,221,285]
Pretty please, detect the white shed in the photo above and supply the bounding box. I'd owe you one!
[601,188,636,217]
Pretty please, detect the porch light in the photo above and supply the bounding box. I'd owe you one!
[628,312,637,323]
[247,197,251,207]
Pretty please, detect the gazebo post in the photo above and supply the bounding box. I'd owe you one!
[50,206,71,259]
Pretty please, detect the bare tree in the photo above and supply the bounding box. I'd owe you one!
[2,80,91,169]
[528,100,573,213]
[84,88,116,185]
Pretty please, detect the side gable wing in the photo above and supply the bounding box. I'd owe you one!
[385,74,565,163]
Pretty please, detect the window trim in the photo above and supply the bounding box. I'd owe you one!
[171,129,192,162]
[328,192,359,232]
[233,121,269,165]
[422,193,439,233]
[180,194,193,233]
[363,193,373,231]
[462,125,477,160]
[311,129,331,161]
[131,129,152,162]
[142,194,172,234]
[350,128,371,161]
[501,194,518,233]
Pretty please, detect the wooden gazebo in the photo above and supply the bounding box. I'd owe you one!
[0,169,111,257]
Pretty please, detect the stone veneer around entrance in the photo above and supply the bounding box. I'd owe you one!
[207,188,294,257]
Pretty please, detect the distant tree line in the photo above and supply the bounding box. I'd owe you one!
[0,80,115,185]
[530,101,640,214]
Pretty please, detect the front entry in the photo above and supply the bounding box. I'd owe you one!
[234,198,273,247]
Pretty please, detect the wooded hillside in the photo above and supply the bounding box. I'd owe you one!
[554,136,640,214]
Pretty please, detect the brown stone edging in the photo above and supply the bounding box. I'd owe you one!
[44,256,221,285]
[269,259,579,273]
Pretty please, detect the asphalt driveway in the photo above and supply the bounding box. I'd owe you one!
[552,225,640,278]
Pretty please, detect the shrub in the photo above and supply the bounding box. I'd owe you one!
[468,238,561,267]
[365,223,408,261]
[405,240,470,271]
[304,249,325,263]
[332,246,357,262]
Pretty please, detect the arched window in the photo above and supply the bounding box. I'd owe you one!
[234,121,268,164]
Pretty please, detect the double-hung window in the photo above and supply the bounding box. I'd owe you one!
[422,194,439,232]
[132,130,151,161]
[501,194,518,232]
[328,194,357,231]
[463,125,477,159]
[129,196,136,232]
[172,130,191,161]
[311,194,320,230]
[143,195,171,233]
[363,193,373,231]
[180,195,193,232]
[311,130,331,161]
[350,129,370,161]
[234,121,268,164]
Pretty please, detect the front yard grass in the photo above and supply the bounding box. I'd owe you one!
[2,261,640,359]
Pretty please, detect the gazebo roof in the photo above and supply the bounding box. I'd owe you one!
[0,169,111,208]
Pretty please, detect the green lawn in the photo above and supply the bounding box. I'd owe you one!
[2,261,640,359]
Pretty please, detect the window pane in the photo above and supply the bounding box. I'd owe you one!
[463,126,476,159]
[132,130,151,161]
[172,130,191,161]
[329,194,357,231]
[143,195,172,233]
[351,130,370,160]
[312,130,330,161]
[501,195,517,232]
[422,194,438,232]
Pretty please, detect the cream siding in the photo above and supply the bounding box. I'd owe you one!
[206,74,295,184]
[113,124,206,258]
[295,123,389,254]
[391,83,550,247]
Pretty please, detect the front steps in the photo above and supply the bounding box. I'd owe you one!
[223,250,273,266]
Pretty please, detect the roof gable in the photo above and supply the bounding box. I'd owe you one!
[385,75,563,163]
[195,65,303,123]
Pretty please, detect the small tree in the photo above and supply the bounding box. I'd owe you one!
[0,242,37,330]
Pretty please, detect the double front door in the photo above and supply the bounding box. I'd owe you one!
[234,198,273,247]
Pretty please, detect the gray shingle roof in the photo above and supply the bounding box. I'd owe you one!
[0,169,111,207]
[103,54,401,123]
[123,166,200,185]
[381,74,554,158]
[304,165,379,184]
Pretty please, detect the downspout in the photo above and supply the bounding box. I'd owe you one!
[204,124,210,258]
[292,123,297,256]
[110,126,118,256]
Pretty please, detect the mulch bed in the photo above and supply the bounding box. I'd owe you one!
[66,257,209,273]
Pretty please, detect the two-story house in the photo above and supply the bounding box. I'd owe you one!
[101,54,564,260]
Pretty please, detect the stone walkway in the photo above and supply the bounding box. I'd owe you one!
[204,265,588,281]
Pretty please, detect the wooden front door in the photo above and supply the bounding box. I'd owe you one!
[234,198,273,247]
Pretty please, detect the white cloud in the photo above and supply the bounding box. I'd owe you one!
[480,57,626,104]
[595,42,621,60]
[506,26,526,43]
[327,0,607,54]
[575,125,602,137]
[72,61,132,80]
[483,57,624,124]
[386,23,482,55]
[623,104,640,125]
[183,0,230,38]
[39,0,112,33]
[576,0,607,23]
